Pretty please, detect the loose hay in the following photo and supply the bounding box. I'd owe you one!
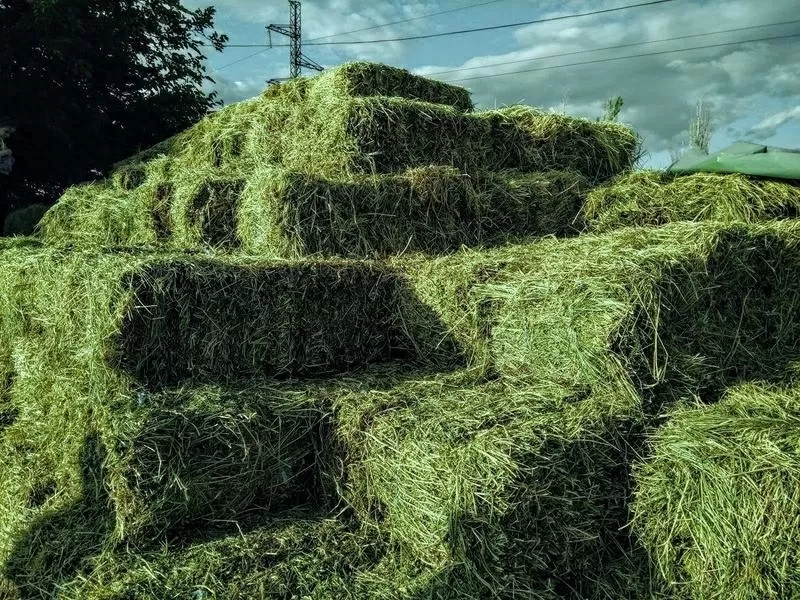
[585,170,800,230]
[41,166,590,256]
[633,383,800,600]
[39,62,638,251]
[11,515,384,600]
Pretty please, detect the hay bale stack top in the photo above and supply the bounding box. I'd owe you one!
[38,62,639,256]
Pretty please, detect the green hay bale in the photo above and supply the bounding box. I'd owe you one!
[585,170,800,230]
[110,135,182,189]
[2,204,49,237]
[395,220,800,406]
[42,165,588,256]
[0,247,457,567]
[169,173,246,250]
[484,106,641,182]
[38,183,162,248]
[0,386,337,598]
[0,362,440,600]
[305,61,474,112]
[332,371,662,599]
[47,516,383,600]
[633,383,800,600]
[0,246,452,389]
[279,97,638,179]
[234,167,587,256]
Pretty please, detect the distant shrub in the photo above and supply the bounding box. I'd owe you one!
[2,203,49,236]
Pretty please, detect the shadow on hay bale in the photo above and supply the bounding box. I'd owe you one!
[397,220,800,408]
[4,434,114,600]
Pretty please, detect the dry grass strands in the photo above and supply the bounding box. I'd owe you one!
[395,220,800,408]
[585,170,800,230]
[0,246,460,586]
[40,166,590,256]
[236,167,588,257]
[333,372,660,599]
[633,383,800,600]
[0,387,338,599]
[53,516,384,600]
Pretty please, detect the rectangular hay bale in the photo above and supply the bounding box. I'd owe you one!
[585,170,800,231]
[633,383,800,600]
[395,220,800,408]
[332,371,658,599]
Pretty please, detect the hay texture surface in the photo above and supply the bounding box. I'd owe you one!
[396,220,800,409]
[203,167,587,256]
[634,384,800,600]
[333,371,659,599]
[585,170,800,230]
[0,245,460,593]
[55,516,383,600]
[38,62,638,252]
[41,166,590,257]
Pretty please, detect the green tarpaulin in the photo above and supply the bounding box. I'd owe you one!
[670,141,800,180]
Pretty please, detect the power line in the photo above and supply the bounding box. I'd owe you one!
[306,0,507,42]
[425,19,800,77]
[217,49,270,70]
[447,32,800,83]
[303,0,680,46]
[203,0,679,49]
[205,0,507,50]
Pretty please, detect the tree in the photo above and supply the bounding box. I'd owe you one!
[600,96,624,122]
[688,100,712,154]
[0,0,227,229]
[668,99,713,164]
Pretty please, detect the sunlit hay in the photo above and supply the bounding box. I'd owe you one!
[39,63,638,250]
[394,220,800,407]
[585,170,800,230]
[307,61,474,111]
[0,385,338,598]
[481,105,641,183]
[633,383,800,600]
[333,371,662,599]
[39,156,176,248]
[278,97,638,179]
[0,245,459,572]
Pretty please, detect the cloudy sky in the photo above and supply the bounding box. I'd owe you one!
[186,0,800,167]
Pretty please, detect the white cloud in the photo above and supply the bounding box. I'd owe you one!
[195,0,800,158]
[415,0,800,154]
[748,106,800,138]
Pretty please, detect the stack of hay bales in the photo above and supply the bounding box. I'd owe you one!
[2,61,800,600]
[38,62,638,255]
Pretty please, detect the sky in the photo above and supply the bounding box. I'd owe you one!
[185,0,800,168]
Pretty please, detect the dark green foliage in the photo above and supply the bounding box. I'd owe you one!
[0,0,226,221]
[2,203,48,236]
